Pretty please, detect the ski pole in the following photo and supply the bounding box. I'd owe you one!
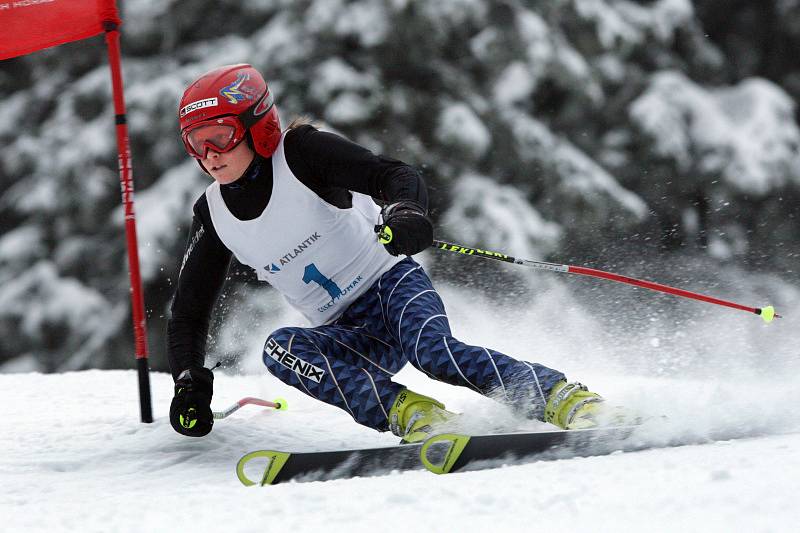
[213,397,288,420]
[431,239,781,323]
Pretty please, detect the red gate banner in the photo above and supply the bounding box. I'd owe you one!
[0,0,120,60]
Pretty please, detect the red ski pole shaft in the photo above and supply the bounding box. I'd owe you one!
[431,240,781,322]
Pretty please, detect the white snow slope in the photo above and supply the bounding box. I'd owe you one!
[2,368,799,532]
[2,281,800,533]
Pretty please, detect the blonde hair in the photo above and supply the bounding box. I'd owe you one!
[286,115,319,130]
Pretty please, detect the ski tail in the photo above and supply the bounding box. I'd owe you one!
[420,433,472,474]
[237,450,292,486]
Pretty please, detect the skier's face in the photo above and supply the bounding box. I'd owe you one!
[202,140,255,184]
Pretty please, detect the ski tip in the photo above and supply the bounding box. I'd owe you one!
[273,397,289,411]
[758,306,778,323]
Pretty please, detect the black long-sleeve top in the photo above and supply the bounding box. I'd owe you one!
[167,125,428,379]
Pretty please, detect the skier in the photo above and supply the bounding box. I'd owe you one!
[168,64,609,440]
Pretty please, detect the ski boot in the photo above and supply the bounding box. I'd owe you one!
[389,389,457,443]
[544,381,606,430]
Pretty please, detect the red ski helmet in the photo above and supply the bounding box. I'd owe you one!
[178,64,281,160]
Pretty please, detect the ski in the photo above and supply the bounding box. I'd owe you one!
[236,442,423,485]
[236,427,638,485]
[419,425,640,474]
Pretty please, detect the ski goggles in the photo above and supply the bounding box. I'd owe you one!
[181,116,247,159]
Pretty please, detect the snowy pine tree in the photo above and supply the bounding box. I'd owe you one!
[0,0,798,371]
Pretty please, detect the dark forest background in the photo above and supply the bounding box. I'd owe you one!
[0,0,798,373]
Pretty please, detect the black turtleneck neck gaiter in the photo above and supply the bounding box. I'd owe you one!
[219,154,273,221]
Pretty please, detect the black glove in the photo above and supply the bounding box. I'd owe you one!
[375,201,434,256]
[170,367,214,437]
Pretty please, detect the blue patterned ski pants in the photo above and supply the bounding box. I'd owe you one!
[263,258,566,432]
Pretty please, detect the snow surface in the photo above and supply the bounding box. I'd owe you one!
[3,307,799,533]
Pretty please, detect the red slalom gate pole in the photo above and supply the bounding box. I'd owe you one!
[104,22,152,422]
[431,240,781,323]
